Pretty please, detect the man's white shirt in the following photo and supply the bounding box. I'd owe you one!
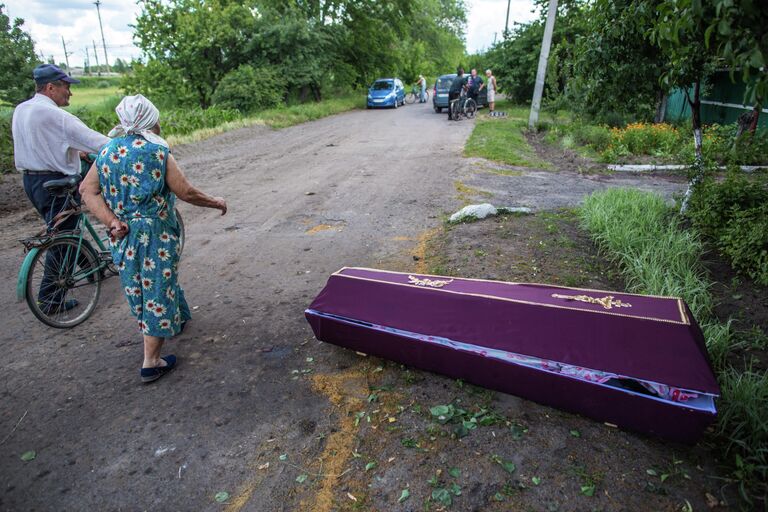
[12,94,109,176]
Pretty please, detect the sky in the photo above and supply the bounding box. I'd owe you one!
[4,0,539,68]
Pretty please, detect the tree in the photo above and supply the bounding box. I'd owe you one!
[0,4,39,105]
[483,0,588,105]
[704,0,768,132]
[112,58,129,74]
[484,21,545,102]
[212,64,284,111]
[565,0,667,124]
[131,0,468,107]
[648,0,717,212]
[133,0,259,108]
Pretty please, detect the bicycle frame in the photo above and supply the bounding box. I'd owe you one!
[16,207,109,303]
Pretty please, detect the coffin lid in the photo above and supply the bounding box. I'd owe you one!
[308,268,720,394]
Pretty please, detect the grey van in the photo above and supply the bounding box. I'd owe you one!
[432,73,487,113]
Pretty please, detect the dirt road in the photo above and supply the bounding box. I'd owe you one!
[0,104,702,511]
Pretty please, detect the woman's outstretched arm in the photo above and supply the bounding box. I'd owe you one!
[165,154,227,215]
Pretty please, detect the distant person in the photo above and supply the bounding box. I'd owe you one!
[448,67,466,120]
[467,68,483,104]
[80,94,227,383]
[417,74,427,103]
[484,69,497,113]
[12,64,109,314]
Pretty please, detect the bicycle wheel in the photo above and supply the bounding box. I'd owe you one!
[464,98,477,119]
[26,238,101,328]
[450,100,461,120]
[405,92,417,105]
[174,207,186,257]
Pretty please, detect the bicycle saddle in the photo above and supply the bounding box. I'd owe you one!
[43,176,80,197]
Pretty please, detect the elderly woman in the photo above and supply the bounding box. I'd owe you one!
[80,95,227,383]
[485,69,497,113]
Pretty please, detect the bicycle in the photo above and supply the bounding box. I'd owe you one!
[405,85,430,105]
[16,173,185,328]
[449,93,477,121]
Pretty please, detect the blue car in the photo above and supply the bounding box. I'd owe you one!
[366,78,405,109]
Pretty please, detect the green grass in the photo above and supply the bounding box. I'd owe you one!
[1,91,362,172]
[256,94,362,129]
[464,101,550,169]
[579,189,712,316]
[66,86,121,109]
[167,94,362,145]
[579,188,768,507]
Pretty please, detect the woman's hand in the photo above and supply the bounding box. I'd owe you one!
[213,197,227,216]
[108,218,130,239]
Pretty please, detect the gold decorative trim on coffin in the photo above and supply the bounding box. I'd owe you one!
[551,294,632,310]
[407,275,453,288]
[331,268,690,325]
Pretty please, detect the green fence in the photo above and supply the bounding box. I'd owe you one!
[665,71,767,129]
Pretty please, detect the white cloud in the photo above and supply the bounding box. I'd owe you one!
[4,0,141,67]
[465,0,539,53]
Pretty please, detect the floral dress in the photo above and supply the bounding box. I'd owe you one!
[95,134,190,337]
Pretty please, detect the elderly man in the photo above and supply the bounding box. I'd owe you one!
[467,68,483,104]
[12,64,109,313]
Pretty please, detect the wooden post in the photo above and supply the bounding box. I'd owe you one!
[504,0,511,38]
[93,40,101,76]
[94,0,110,74]
[61,37,71,75]
[528,0,558,130]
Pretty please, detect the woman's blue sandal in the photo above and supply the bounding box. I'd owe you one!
[140,355,177,383]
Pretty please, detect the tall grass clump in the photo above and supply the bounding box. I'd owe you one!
[579,188,767,507]
[715,367,768,506]
[579,188,712,316]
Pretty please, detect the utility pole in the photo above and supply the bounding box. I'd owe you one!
[85,47,91,76]
[94,0,110,74]
[93,40,101,76]
[528,0,558,130]
[504,0,511,38]
[61,37,71,75]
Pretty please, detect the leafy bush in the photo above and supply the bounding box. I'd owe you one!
[600,122,683,162]
[121,60,198,109]
[570,124,612,152]
[0,114,13,173]
[731,131,768,166]
[212,65,284,113]
[719,205,768,285]
[688,170,768,285]
[161,107,242,136]
[546,118,768,166]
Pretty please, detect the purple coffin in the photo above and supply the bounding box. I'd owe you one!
[305,267,720,442]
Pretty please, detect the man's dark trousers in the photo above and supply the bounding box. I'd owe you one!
[448,92,460,119]
[23,172,82,309]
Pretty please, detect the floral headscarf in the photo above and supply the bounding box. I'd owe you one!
[108,94,169,148]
